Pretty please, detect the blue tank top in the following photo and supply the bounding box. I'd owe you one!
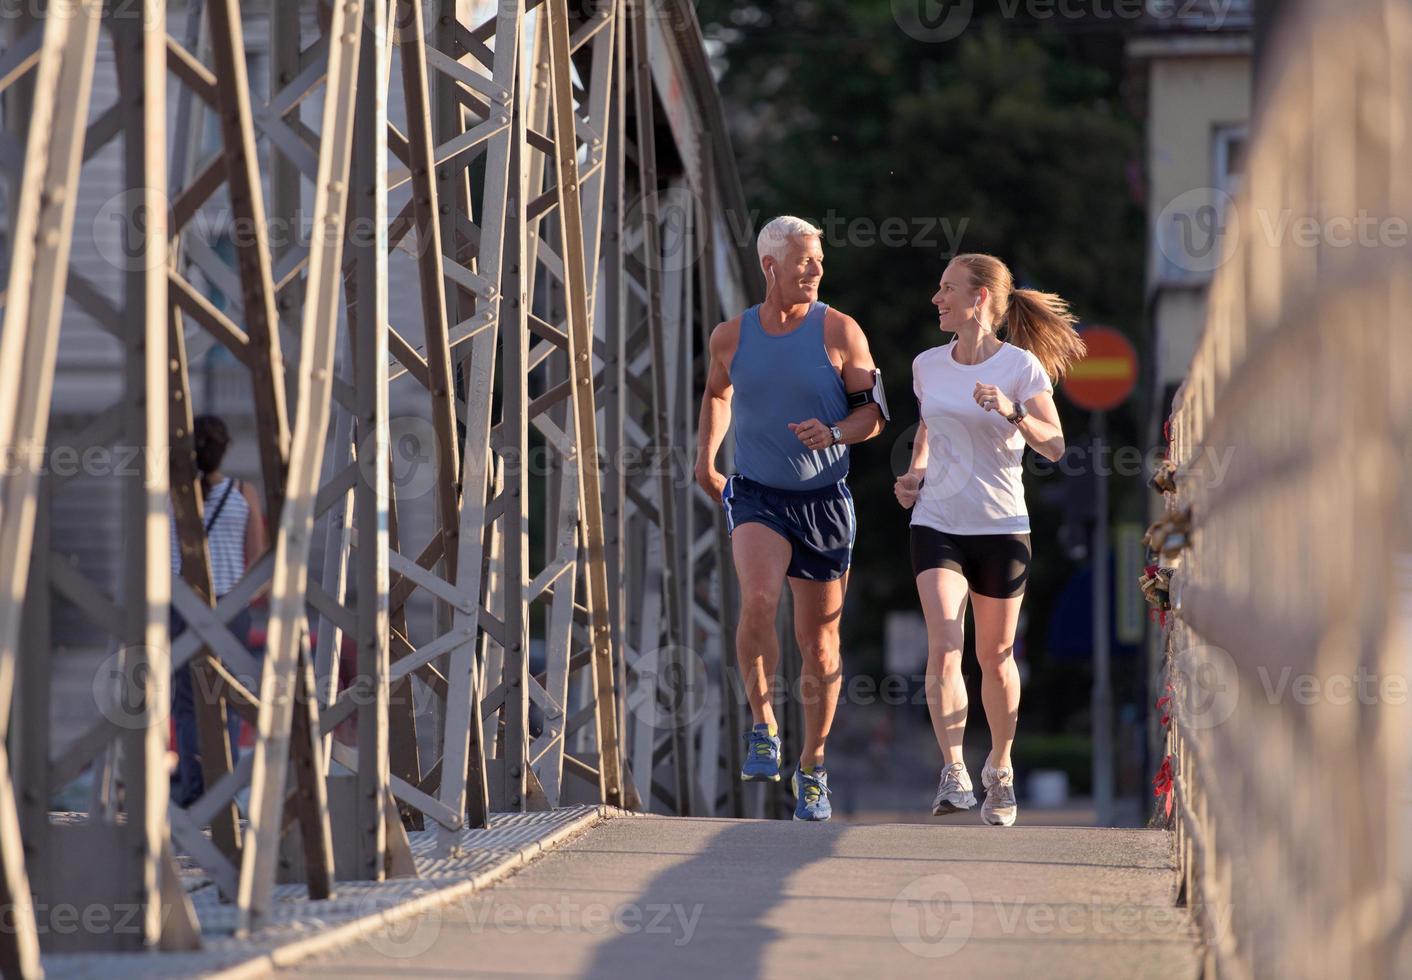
[730,302,850,490]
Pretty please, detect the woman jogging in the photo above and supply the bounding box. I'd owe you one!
[169,414,267,807]
[894,254,1084,826]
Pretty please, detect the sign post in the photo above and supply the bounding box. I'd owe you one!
[1062,326,1138,827]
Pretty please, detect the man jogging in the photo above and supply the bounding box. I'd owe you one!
[695,215,887,821]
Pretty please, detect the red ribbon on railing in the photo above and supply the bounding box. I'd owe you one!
[1156,692,1172,728]
[1153,754,1175,818]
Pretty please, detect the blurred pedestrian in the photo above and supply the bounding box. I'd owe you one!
[169,414,267,807]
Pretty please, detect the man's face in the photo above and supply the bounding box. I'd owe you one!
[766,234,824,303]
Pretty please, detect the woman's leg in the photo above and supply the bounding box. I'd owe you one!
[969,591,1024,770]
[916,566,971,765]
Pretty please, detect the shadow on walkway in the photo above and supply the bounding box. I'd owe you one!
[581,818,841,980]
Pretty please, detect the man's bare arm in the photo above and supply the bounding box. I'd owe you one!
[694,319,737,501]
[835,314,886,443]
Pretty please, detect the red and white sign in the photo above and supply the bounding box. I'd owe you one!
[1063,326,1138,412]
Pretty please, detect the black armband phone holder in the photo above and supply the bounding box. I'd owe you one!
[846,369,891,422]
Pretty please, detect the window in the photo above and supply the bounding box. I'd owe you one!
[1212,124,1247,198]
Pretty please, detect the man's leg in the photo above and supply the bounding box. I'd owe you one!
[731,522,792,729]
[790,571,847,769]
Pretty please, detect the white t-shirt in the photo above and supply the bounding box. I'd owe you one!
[911,340,1053,535]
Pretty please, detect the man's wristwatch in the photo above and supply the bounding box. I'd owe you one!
[1006,402,1027,425]
[829,425,844,446]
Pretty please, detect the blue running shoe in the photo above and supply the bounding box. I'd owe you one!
[791,765,832,821]
[740,725,782,782]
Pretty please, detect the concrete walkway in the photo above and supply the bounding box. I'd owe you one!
[284,815,1202,979]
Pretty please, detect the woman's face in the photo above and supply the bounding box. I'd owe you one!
[931,263,984,333]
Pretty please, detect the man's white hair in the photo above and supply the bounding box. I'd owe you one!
[757,215,822,265]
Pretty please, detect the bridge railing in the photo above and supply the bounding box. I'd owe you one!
[0,1,760,973]
[1158,0,1411,976]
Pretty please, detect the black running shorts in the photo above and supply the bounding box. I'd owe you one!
[910,524,1031,599]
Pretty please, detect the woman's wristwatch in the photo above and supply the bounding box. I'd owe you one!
[1005,402,1027,425]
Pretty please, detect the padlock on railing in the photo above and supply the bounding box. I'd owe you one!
[1139,563,1174,612]
[1142,508,1191,559]
[1149,458,1178,494]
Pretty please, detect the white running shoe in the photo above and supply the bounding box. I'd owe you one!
[981,764,1017,826]
[931,761,977,815]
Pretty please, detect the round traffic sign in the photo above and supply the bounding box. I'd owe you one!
[1063,326,1138,411]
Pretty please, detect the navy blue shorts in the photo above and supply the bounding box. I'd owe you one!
[722,475,856,582]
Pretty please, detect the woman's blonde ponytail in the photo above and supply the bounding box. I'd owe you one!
[1005,287,1086,382]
